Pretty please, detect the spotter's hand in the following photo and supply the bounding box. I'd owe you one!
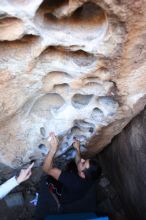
[16,162,34,184]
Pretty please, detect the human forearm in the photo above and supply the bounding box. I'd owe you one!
[42,150,56,174]
[75,148,81,165]
[0,176,19,199]
[73,140,81,165]
[43,133,59,174]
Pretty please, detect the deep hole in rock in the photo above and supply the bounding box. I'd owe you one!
[71,2,105,24]
[72,94,93,109]
[71,126,87,141]
[38,144,48,155]
[43,2,106,26]
[38,0,68,13]
[40,127,46,137]
[17,34,40,42]
[96,96,119,117]
[74,119,95,131]
[43,71,71,91]
[71,50,97,66]
[91,107,104,123]
[30,93,65,117]
[71,126,81,135]
[40,0,108,49]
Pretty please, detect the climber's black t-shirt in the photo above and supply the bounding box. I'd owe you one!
[35,162,96,220]
[45,161,94,205]
[58,169,94,204]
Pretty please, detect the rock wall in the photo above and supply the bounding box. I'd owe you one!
[99,105,146,220]
[0,0,146,167]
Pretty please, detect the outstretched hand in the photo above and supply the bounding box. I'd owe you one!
[16,162,34,184]
[49,132,59,154]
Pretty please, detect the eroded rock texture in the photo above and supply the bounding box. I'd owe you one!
[0,0,146,167]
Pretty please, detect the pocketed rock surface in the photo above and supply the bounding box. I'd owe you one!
[0,0,146,168]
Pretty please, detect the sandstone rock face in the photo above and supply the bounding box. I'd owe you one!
[0,0,146,168]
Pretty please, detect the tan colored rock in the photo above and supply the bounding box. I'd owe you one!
[0,0,146,168]
[0,17,24,41]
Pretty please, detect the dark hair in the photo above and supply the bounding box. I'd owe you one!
[83,158,102,180]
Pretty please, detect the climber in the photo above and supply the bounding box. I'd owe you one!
[35,133,101,220]
[0,162,34,199]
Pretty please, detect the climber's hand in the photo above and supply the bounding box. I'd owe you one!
[49,132,59,154]
[73,138,80,151]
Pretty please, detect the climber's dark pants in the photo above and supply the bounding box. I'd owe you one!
[35,176,98,220]
[35,177,61,220]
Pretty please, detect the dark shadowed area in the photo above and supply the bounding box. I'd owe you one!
[99,106,146,220]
